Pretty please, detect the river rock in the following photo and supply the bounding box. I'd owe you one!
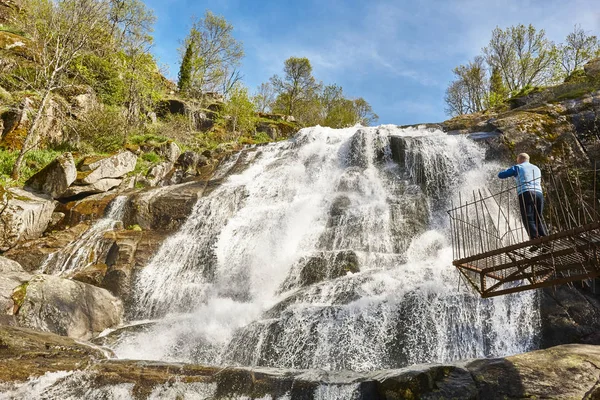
[124,180,206,230]
[78,151,137,185]
[0,257,30,315]
[3,223,90,272]
[1,324,600,400]
[56,192,118,228]
[145,161,173,186]
[60,178,122,198]
[24,152,77,198]
[0,187,56,251]
[14,274,123,340]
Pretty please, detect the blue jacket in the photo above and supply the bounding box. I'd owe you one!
[498,162,543,195]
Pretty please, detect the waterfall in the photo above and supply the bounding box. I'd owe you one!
[111,125,540,371]
[41,196,128,275]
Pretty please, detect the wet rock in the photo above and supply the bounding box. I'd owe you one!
[14,274,123,340]
[24,152,77,198]
[0,257,30,315]
[100,229,169,302]
[281,250,360,291]
[0,325,108,382]
[3,223,90,272]
[71,263,108,287]
[60,178,122,198]
[56,192,118,228]
[0,187,57,251]
[539,285,600,348]
[78,151,137,184]
[346,129,387,168]
[124,181,206,231]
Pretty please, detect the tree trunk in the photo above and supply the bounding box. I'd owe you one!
[10,89,52,180]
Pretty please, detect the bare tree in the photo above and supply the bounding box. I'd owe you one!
[253,82,275,113]
[558,24,600,77]
[445,80,468,117]
[11,0,109,179]
[444,57,487,116]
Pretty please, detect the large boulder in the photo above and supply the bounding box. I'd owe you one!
[56,192,118,228]
[0,187,56,251]
[60,178,122,198]
[0,257,31,315]
[13,274,123,340]
[157,141,181,163]
[24,152,77,198]
[124,180,207,230]
[78,151,137,185]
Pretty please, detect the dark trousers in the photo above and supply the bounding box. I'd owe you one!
[518,191,548,239]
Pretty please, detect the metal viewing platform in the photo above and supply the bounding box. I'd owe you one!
[448,168,600,298]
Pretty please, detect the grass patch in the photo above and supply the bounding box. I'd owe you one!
[0,24,25,37]
[129,133,169,147]
[141,151,161,163]
[0,149,62,186]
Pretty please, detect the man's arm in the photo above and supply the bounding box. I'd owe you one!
[498,166,517,179]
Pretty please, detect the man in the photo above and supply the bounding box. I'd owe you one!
[498,153,548,249]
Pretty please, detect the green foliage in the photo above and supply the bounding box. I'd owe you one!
[66,106,127,153]
[564,69,588,84]
[0,149,61,186]
[271,57,320,117]
[0,24,25,36]
[220,85,256,137]
[127,224,143,231]
[129,133,169,146]
[141,151,160,163]
[178,42,193,94]
[72,53,126,105]
[557,25,600,78]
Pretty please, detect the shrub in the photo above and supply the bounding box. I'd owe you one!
[0,149,61,186]
[66,106,126,153]
[141,151,160,163]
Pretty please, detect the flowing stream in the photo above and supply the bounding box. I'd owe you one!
[108,125,540,371]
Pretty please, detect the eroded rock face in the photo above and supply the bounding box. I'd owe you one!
[60,178,122,198]
[124,180,206,230]
[0,187,56,251]
[24,152,77,199]
[0,256,30,314]
[78,151,137,185]
[1,324,600,400]
[14,274,123,340]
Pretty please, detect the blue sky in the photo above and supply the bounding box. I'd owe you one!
[144,0,600,125]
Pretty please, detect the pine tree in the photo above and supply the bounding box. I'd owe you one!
[178,42,193,94]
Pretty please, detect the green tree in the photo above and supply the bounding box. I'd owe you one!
[558,25,600,78]
[270,57,321,117]
[222,85,255,137]
[178,42,193,93]
[485,65,509,108]
[11,0,110,179]
[483,24,555,91]
[181,10,244,98]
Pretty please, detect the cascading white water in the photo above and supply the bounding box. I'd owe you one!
[111,125,540,372]
[41,196,128,275]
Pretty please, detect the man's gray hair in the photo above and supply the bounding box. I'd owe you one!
[517,153,530,162]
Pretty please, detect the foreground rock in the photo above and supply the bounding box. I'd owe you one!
[0,187,56,251]
[0,257,30,315]
[13,274,123,340]
[1,325,600,399]
[24,152,77,199]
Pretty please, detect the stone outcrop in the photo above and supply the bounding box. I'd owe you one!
[3,223,90,272]
[1,324,600,399]
[0,256,30,315]
[24,152,77,198]
[56,192,117,228]
[0,187,56,251]
[13,274,123,340]
[78,151,137,185]
[124,180,207,231]
[584,57,600,79]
